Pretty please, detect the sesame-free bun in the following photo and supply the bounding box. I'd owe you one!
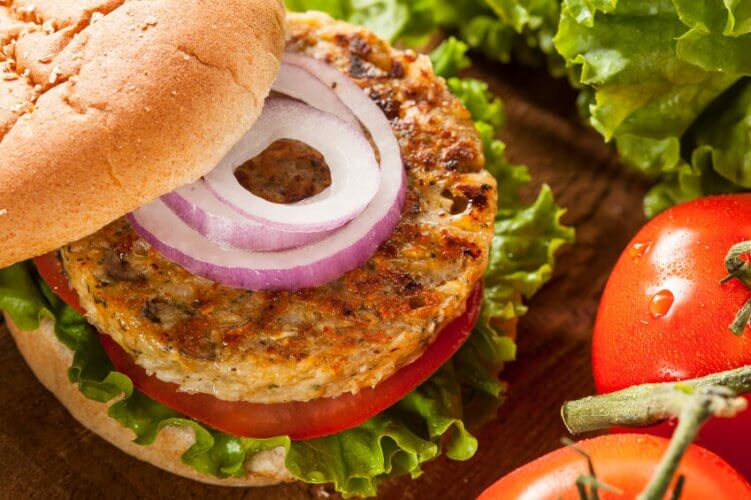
[4,313,293,486]
[0,0,285,268]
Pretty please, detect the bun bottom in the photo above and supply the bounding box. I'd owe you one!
[4,313,292,487]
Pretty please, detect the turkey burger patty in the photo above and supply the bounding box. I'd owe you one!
[61,12,497,404]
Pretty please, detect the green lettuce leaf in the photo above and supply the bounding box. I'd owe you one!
[433,0,564,73]
[429,37,472,79]
[0,262,52,331]
[674,0,751,74]
[0,32,572,499]
[287,370,477,496]
[285,0,351,20]
[284,0,437,45]
[688,80,751,189]
[428,38,573,426]
[294,0,750,218]
[0,263,478,497]
[448,78,506,132]
[284,0,564,72]
[487,0,564,73]
[555,0,751,216]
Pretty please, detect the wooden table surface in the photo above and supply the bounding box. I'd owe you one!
[0,58,652,499]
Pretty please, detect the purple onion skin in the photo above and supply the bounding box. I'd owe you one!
[162,190,333,252]
[128,171,406,291]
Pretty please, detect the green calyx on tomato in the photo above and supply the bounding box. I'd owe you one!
[721,240,751,336]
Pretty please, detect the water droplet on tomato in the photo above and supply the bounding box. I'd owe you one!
[630,241,652,262]
[649,289,674,318]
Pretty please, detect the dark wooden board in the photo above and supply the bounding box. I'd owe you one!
[0,59,652,500]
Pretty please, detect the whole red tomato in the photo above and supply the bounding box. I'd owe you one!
[593,194,751,476]
[479,434,751,499]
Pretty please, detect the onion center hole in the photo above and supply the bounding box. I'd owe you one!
[234,139,332,204]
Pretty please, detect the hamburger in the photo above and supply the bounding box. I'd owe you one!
[0,1,523,495]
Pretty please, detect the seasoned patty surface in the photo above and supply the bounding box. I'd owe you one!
[62,12,497,404]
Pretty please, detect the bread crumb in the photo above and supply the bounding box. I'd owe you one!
[0,209,7,216]
[141,16,158,30]
[48,66,62,84]
[2,41,16,59]
[42,19,56,34]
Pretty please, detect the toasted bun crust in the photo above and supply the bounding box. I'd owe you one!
[0,0,285,268]
[4,313,292,486]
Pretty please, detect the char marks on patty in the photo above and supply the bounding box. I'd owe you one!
[62,12,498,404]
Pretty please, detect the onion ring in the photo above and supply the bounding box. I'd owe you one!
[162,181,335,252]
[272,62,360,129]
[129,190,404,290]
[204,98,380,233]
[131,54,406,291]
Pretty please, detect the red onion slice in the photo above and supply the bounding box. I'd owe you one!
[129,190,404,290]
[281,52,403,183]
[204,98,380,233]
[272,62,360,129]
[130,54,406,291]
[162,182,335,252]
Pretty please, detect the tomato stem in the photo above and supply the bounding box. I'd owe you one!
[638,387,732,500]
[730,300,751,336]
[670,475,685,500]
[561,367,750,500]
[561,366,751,433]
[562,437,622,500]
[722,241,751,335]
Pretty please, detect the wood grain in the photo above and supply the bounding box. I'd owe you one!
[0,58,651,500]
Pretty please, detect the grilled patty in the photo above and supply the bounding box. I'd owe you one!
[61,12,497,404]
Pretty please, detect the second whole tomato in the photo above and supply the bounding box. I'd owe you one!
[593,194,751,477]
[479,434,751,499]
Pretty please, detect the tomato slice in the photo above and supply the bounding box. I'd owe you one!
[33,253,483,438]
[99,283,482,440]
[33,252,85,314]
[479,434,751,500]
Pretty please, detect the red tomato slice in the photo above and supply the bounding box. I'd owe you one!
[34,252,484,439]
[479,434,751,500]
[34,252,85,314]
[99,283,482,440]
